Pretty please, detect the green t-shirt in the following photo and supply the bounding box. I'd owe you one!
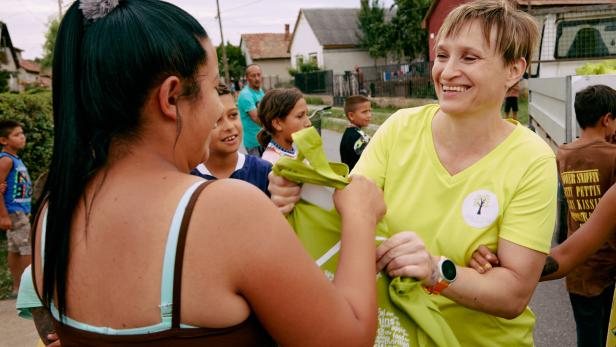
[237,86,264,150]
[16,266,43,319]
[353,104,558,346]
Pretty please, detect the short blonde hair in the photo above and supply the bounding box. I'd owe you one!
[436,0,538,66]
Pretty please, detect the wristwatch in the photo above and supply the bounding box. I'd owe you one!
[425,256,457,295]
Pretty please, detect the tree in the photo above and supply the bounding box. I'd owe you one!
[40,18,60,69]
[217,43,246,81]
[358,0,388,60]
[387,0,431,62]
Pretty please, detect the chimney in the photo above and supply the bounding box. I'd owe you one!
[284,24,290,40]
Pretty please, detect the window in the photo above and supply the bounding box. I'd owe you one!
[309,52,318,64]
[296,54,304,67]
[555,17,616,58]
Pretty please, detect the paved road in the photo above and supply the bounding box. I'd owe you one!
[0,129,576,347]
[0,298,39,346]
[321,128,577,347]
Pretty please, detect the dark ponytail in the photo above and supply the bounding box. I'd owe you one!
[257,129,272,148]
[41,0,209,318]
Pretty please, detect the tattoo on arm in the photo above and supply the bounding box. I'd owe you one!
[541,255,559,277]
[31,307,54,345]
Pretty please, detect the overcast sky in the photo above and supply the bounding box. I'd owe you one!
[1,0,395,60]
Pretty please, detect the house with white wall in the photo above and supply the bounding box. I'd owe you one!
[288,8,388,74]
[0,22,21,92]
[240,25,292,89]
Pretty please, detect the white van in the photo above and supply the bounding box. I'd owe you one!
[528,4,616,151]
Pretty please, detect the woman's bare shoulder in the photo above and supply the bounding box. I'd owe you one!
[190,178,286,238]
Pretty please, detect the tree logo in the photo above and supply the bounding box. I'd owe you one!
[461,190,499,228]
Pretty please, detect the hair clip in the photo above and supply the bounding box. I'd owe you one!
[79,0,120,22]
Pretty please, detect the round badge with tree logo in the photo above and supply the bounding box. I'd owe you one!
[461,190,499,228]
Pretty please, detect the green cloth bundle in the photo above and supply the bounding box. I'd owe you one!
[273,127,460,347]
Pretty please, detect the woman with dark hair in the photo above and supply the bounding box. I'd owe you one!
[31,1,385,346]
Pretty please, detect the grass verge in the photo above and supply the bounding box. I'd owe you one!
[0,237,13,300]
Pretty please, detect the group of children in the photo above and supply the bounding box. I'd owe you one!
[191,84,373,193]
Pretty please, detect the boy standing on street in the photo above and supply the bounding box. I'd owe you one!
[339,95,372,170]
[0,120,32,297]
[503,79,521,120]
[557,84,616,347]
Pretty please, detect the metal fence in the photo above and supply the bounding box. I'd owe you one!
[332,62,435,106]
[294,62,435,106]
[294,70,333,94]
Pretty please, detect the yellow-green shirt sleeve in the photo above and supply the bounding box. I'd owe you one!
[500,156,558,253]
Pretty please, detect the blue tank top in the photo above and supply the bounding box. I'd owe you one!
[0,152,31,214]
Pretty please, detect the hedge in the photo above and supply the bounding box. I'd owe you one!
[0,91,53,182]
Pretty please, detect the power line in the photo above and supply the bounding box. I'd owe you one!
[221,0,265,14]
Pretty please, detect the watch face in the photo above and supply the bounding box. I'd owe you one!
[441,259,457,281]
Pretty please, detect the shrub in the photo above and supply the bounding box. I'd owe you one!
[0,71,10,93]
[0,92,54,181]
[305,96,325,105]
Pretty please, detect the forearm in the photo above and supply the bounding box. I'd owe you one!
[334,214,378,333]
[0,199,9,218]
[31,307,54,344]
[541,231,607,281]
[248,110,259,124]
[443,263,543,319]
[541,188,616,281]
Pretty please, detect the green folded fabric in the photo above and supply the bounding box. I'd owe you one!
[274,127,460,347]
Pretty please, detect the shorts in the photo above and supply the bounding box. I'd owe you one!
[504,96,518,113]
[6,211,31,255]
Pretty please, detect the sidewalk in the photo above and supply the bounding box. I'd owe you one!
[0,298,39,347]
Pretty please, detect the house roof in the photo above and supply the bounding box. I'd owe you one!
[423,0,616,28]
[288,7,398,52]
[0,22,20,71]
[301,8,362,47]
[241,33,290,60]
[19,59,40,74]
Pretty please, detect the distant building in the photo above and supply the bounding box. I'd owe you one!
[1,22,49,92]
[19,59,40,86]
[240,24,292,89]
[1,21,21,92]
[288,8,389,75]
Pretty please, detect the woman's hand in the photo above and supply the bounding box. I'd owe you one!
[267,172,301,214]
[334,175,385,226]
[376,231,439,285]
[469,245,500,274]
[46,333,61,346]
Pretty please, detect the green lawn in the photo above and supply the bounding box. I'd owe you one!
[321,97,529,132]
[514,97,529,125]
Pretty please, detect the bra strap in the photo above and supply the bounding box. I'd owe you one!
[171,180,215,328]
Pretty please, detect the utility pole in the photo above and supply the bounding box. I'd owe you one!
[216,0,230,85]
[58,0,63,18]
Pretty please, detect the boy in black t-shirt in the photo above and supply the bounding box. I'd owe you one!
[339,95,372,170]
